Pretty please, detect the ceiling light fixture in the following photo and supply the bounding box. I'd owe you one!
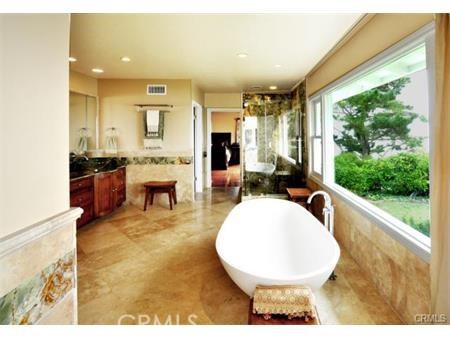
[237,53,248,58]
[274,64,281,68]
[68,57,77,62]
[91,68,104,73]
[269,85,278,90]
[120,56,131,62]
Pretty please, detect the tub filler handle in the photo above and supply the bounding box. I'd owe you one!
[307,190,337,281]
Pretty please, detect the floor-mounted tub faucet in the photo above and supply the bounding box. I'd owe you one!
[307,190,337,280]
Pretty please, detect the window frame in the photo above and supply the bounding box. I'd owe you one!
[308,22,435,262]
[309,97,324,178]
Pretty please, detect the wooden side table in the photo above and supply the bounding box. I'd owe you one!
[143,180,177,211]
[286,187,312,208]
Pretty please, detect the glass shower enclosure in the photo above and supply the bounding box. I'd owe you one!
[242,93,300,198]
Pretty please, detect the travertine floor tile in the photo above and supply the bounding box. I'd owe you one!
[77,187,402,324]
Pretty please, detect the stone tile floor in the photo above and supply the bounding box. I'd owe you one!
[77,187,402,324]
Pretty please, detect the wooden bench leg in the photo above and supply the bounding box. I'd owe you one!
[150,191,154,205]
[144,188,149,211]
[172,187,177,204]
[168,190,173,210]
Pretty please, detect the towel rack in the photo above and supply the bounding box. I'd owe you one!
[135,104,173,111]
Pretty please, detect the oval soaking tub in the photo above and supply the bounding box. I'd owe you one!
[215,198,340,296]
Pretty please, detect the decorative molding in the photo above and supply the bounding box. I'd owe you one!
[0,208,82,259]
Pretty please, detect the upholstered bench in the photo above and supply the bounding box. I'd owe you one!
[143,180,177,211]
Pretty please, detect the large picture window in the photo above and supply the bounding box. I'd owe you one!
[309,24,434,259]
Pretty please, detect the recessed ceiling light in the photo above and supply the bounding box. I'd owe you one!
[120,56,131,62]
[269,85,278,90]
[68,57,77,62]
[237,53,248,58]
[274,64,281,68]
[91,68,104,74]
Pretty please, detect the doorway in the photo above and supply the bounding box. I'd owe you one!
[209,110,242,188]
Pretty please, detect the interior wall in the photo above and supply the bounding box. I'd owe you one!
[98,79,193,155]
[0,14,70,239]
[69,70,98,96]
[191,81,204,106]
[211,111,240,143]
[307,13,434,96]
[204,93,242,108]
[304,13,434,323]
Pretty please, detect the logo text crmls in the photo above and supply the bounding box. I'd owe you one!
[414,313,447,324]
[117,314,198,325]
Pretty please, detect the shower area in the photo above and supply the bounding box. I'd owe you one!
[242,92,305,199]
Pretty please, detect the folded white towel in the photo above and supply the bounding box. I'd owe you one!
[146,110,160,134]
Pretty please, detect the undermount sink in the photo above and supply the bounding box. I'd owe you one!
[245,162,276,175]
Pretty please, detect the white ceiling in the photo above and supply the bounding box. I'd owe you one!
[70,14,362,92]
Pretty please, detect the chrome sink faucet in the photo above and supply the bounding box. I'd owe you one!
[307,190,337,280]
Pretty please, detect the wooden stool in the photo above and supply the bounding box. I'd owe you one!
[248,299,321,325]
[143,180,177,211]
[286,187,312,208]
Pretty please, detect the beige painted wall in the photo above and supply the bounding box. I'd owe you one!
[204,93,242,108]
[191,81,204,106]
[98,79,193,154]
[0,14,70,239]
[69,70,98,97]
[307,13,434,96]
[211,111,240,143]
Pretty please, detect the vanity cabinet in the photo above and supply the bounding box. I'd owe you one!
[94,167,127,217]
[94,172,114,217]
[70,176,94,227]
[70,166,127,227]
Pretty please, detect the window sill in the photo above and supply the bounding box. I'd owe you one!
[308,175,431,263]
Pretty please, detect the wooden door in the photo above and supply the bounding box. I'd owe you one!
[94,172,113,217]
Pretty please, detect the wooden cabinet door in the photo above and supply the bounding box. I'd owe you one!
[94,172,113,217]
[112,167,126,207]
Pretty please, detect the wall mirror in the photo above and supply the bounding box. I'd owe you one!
[69,91,98,153]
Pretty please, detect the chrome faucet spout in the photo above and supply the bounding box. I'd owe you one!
[307,190,332,209]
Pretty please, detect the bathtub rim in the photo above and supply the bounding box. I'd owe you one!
[215,198,341,282]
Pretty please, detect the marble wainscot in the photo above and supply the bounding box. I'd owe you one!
[307,179,430,324]
[0,208,82,324]
[124,155,194,208]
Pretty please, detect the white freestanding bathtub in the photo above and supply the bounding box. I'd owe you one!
[215,198,340,296]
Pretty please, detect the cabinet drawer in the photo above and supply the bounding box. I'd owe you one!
[70,176,93,192]
[71,189,94,207]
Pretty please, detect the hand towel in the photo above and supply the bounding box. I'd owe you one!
[146,110,160,135]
